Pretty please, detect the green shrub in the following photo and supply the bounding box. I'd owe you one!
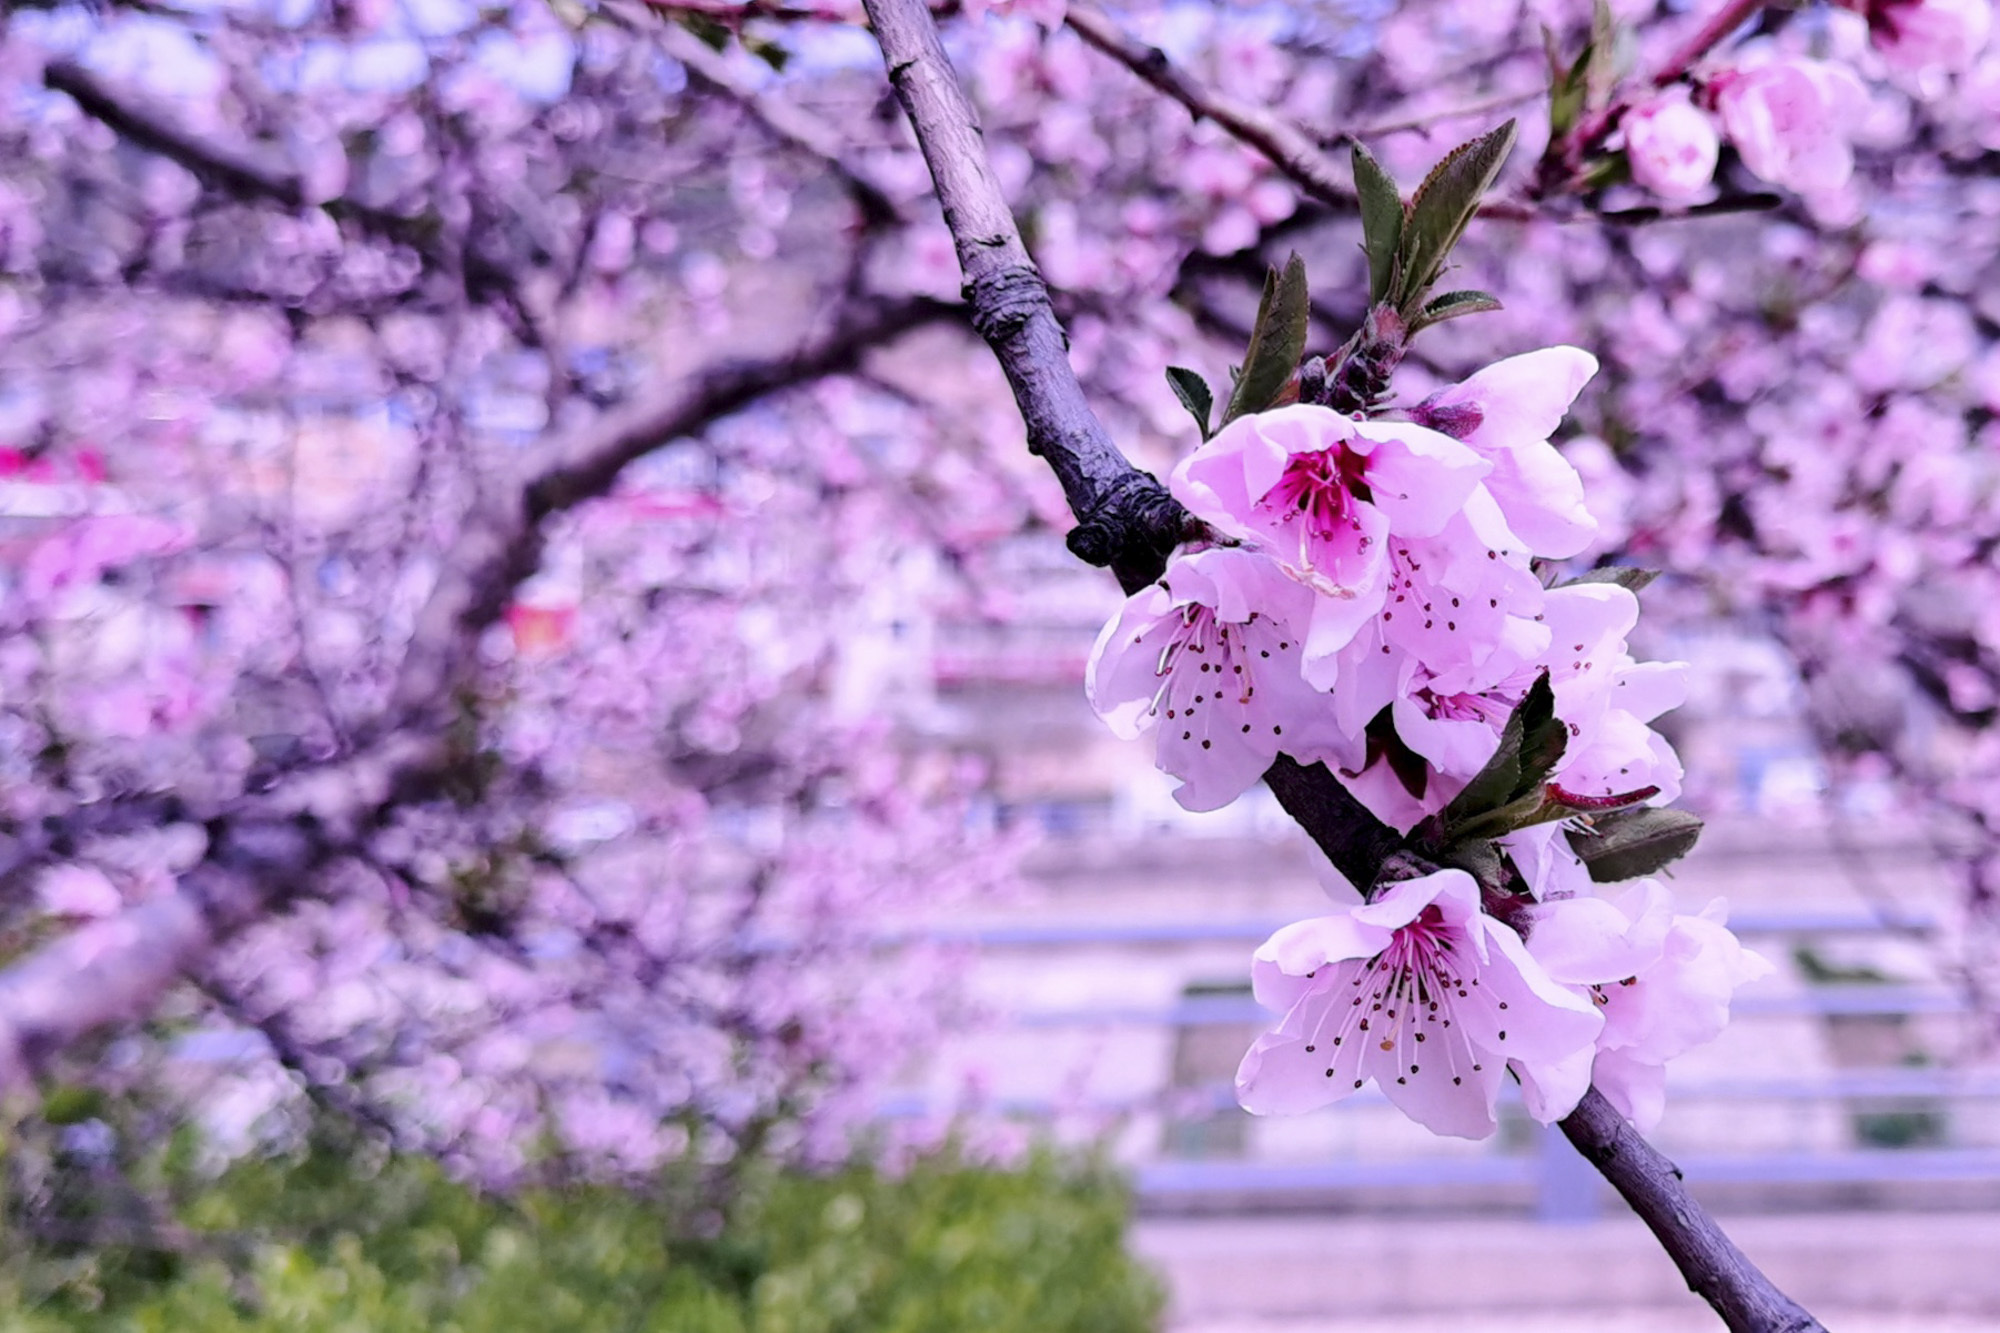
[0,1141,1163,1333]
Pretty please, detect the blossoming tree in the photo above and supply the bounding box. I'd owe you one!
[2,0,1998,1327]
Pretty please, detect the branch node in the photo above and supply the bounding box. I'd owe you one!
[965,264,1048,343]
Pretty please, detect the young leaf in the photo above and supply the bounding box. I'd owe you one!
[1414,289,1503,330]
[1396,120,1518,314]
[1351,142,1405,306]
[1547,38,1593,140]
[1433,671,1564,839]
[1566,806,1704,882]
[1559,566,1661,594]
[1220,252,1311,427]
[1164,366,1214,439]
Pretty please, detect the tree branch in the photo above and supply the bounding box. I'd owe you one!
[1562,1088,1828,1333]
[863,4,1825,1329]
[0,296,955,1093]
[42,59,523,318]
[1063,3,1534,222]
[650,17,904,225]
[1061,2,1354,211]
[1653,0,1772,87]
[385,293,960,728]
[861,0,1194,594]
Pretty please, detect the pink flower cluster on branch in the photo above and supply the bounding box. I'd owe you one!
[1087,340,1760,1137]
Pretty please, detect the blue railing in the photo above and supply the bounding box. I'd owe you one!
[898,905,2000,1218]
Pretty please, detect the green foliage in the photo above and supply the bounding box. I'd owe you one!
[1219,253,1310,427]
[1431,672,1566,845]
[1163,366,1214,440]
[1557,565,1661,594]
[1351,142,1404,306]
[1564,805,1704,883]
[0,1142,1164,1333]
[1395,121,1517,319]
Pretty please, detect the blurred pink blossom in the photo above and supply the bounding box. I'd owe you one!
[1622,91,1720,203]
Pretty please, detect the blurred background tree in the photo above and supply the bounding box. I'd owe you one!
[0,0,1998,1322]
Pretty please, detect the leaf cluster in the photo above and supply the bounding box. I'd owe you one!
[0,1135,1165,1332]
[1416,665,1701,892]
[1352,120,1516,335]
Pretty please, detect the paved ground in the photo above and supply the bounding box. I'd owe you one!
[1133,1211,2000,1330]
[1179,1315,2000,1332]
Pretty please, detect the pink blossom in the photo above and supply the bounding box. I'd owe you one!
[1526,883,1772,1128]
[37,863,123,919]
[1085,547,1361,811]
[1236,868,1604,1138]
[1866,0,1992,73]
[1711,57,1867,197]
[1622,92,1720,204]
[1413,346,1601,559]
[1332,582,1684,832]
[1169,405,1489,673]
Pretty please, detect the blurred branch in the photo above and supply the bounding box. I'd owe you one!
[43,59,526,321]
[44,59,306,205]
[386,292,960,728]
[1061,2,1355,210]
[1653,0,1772,87]
[1062,3,1534,222]
[652,21,903,224]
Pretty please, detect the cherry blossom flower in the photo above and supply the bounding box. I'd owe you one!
[1863,0,1992,74]
[1086,546,1361,811]
[1412,345,1601,559]
[1169,405,1489,671]
[1236,868,1604,1138]
[1526,882,1772,1129]
[1622,91,1721,204]
[1711,57,1868,197]
[1332,582,1685,832]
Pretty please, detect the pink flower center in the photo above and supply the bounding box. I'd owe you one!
[1302,905,1500,1090]
[1151,604,1265,717]
[1260,446,1373,540]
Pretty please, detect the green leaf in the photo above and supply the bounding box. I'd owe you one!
[1164,366,1214,440]
[43,1084,105,1125]
[1547,36,1593,141]
[1566,806,1704,882]
[681,14,729,51]
[1395,120,1518,314]
[1559,566,1661,594]
[1414,289,1503,330]
[1435,671,1564,838]
[1351,142,1405,306]
[1517,672,1567,792]
[1220,253,1310,426]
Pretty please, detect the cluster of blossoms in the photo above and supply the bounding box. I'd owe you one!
[1086,348,1768,1138]
[1621,0,1990,207]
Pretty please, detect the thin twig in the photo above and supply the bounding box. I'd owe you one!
[1063,4,1536,222]
[1562,1088,1828,1333]
[1654,0,1772,87]
[1061,2,1355,210]
[861,0,1197,594]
